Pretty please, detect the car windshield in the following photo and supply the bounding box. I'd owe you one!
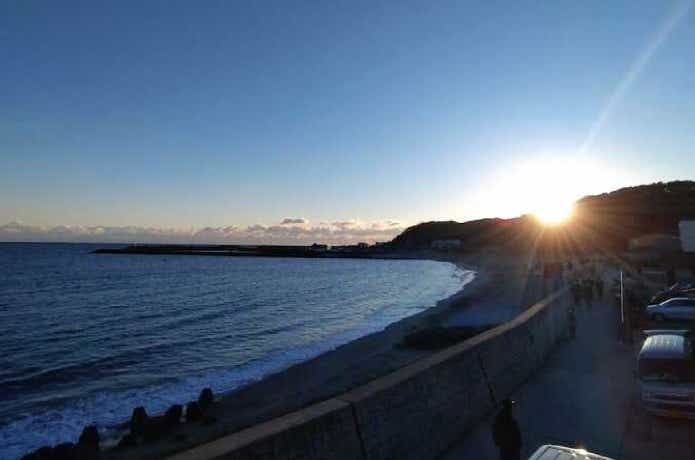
[639,358,695,383]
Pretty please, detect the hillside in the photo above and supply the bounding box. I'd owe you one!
[391,180,695,254]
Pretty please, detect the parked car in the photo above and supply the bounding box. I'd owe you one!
[528,444,613,459]
[637,330,695,419]
[646,297,695,321]
[650,283,695,304]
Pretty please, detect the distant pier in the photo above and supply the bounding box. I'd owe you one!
[92,243,417,260]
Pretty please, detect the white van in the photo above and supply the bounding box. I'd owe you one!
[638,330,695,418]
[528,444,613,459]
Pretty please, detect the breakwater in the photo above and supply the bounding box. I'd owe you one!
[166,288,570,460]
[92,244,409,259]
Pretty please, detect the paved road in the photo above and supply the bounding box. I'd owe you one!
[440,290,695,460]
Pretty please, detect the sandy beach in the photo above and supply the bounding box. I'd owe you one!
[104,252,538,459]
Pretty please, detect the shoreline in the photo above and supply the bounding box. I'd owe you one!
[8,254,475,459]
[98,258,478,453]
[104,252,532,460]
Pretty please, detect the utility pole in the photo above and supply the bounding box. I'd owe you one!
[620,269,624,325]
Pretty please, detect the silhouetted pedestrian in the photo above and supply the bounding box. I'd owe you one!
[492,398,521,460]
[583,279,593,308]
[568,305,576,339]
[596,278,604,299]
[571,282,581,306]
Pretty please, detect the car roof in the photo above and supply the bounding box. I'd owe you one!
[528,445,614,460]
[639,334,689,359]
[663,297,695,303]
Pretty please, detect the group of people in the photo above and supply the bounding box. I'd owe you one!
[570,276,604,307]
[489,259,611,459]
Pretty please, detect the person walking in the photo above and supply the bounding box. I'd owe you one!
[492,398,522,460]
[583,278,593,309]
[571,281,581,306]
[596,277,604,299]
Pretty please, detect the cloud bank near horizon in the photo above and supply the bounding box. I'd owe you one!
[0,219,404,245]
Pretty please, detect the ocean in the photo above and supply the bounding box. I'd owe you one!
[0,243,471,459]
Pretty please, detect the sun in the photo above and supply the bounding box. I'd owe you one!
[532,200,574,226]
[480,155,623,227]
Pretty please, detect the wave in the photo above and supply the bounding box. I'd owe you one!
[0,257,470,459]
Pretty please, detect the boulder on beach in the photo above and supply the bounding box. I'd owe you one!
[129,406,148,436]
[142,417,166,443]
[164,404,183,426]
[198,388,214,410]
[185,401,203,422]
[142,406,181,443]
[53,442,75,459]
[202,415,218,426]
[74,425,100,460]
[78,425,99,447]
[115,433,137,450]
[20,445,53,460]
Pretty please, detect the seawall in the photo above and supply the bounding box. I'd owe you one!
[167,287,570,460]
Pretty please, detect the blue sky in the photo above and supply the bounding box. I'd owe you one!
[2,1,694,243]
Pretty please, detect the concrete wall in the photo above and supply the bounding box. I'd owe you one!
[168,399,363,460]
[168,289,570,460]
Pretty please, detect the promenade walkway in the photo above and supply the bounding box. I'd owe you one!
[440,288,695,459]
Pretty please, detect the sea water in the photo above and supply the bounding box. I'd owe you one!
[0,243,471,458]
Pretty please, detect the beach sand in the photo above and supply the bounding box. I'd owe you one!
[105,252,539,459]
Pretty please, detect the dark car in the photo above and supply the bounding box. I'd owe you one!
[646,297,695,321]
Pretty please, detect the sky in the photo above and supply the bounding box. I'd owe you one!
[2,1,695,243]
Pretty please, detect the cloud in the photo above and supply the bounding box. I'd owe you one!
[331,220,356,230]
[0,219,404,245]
[280,218,307,225]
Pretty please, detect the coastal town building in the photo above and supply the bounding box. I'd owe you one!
[680,220,695,253]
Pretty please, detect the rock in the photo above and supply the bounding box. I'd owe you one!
[53,442,75,459]
[198,388,214,410]
[78,425,99,447]
[115,433,137,450]
[202,415,218,426]
[142,416,166,443]
[72,443,99,460]
[129,406,148,436]
[20,445,53,460]
[75,425,100,460]
[173,433,188,442]
[185,401,203,422]
[142,405,181,443]
[164,404,183,427]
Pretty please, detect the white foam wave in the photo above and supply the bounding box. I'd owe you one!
[0,264,471,459]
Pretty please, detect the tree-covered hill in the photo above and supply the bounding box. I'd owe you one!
[390,180,695,254]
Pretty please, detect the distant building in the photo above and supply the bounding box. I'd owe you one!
[680,221,695,253]
[431,239,462,250]
[309,243,328,252]
[356,242,369,249]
